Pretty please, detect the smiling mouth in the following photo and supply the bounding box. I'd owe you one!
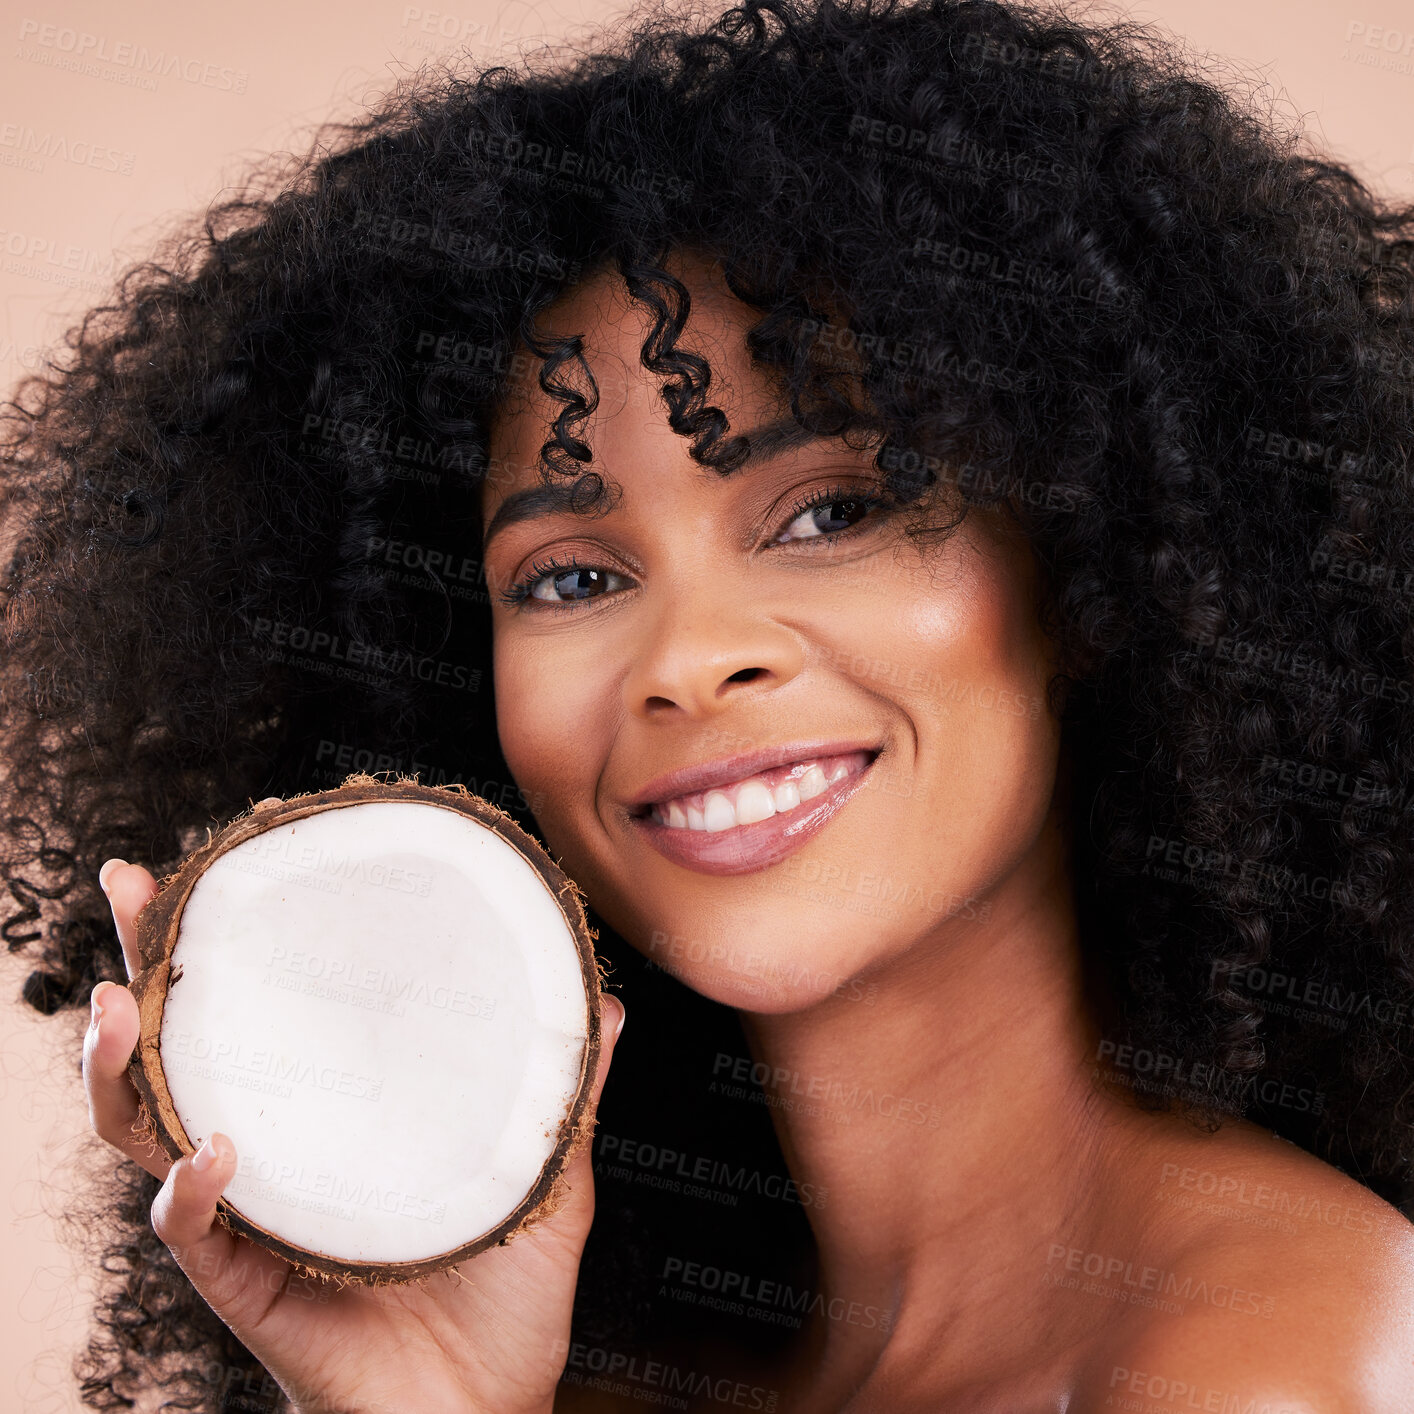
[633,749,879,832]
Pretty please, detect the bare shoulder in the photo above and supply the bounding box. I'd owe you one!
[1076,1124,1414,1413]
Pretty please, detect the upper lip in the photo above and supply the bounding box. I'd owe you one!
[626,739,882,815]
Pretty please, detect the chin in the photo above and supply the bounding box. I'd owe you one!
[631,912,889,1013]
[655,961,864,1014]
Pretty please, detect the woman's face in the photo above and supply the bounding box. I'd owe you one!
[480,251,1064,1013]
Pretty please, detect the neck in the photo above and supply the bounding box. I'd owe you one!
[736,812,1145,1390]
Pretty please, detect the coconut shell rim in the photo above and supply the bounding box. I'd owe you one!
[126,771,606,1286]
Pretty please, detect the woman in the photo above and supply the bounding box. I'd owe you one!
[6,0,1414,1407]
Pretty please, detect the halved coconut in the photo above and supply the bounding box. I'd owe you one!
[125,773,605,1285]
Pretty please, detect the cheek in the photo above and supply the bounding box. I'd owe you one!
[492,629,612,816]
[866,530,1042,703]
[884,536,1058,854]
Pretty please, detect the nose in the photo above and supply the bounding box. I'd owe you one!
[622,596,805,720]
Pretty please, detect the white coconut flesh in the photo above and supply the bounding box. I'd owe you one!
[156,799,591,1267]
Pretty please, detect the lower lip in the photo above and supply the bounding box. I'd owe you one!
[627,750,880,876]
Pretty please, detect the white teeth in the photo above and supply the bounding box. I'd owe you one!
[703,791,737,832]
[648,755,867,830]
[733,781,777,825]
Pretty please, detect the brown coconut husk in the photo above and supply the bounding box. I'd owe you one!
[125,772,606,1285]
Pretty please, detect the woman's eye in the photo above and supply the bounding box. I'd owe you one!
[773,492,883,543]
[526,561,627,605]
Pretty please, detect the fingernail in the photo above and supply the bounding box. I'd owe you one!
[99,859,127,895]
[612,999,626,1042]
[191,1135,225,1172]
[90,984,108,1031]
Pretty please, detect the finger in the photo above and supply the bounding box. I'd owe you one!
[601,993,626,1069]
[552,993,626,1211]
[149,1133,303,1334]
[583,993,625,1115]
[99,860,159,979]
[83,980,170,1181]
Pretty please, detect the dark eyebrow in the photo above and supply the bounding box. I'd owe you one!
[480,417,842,552]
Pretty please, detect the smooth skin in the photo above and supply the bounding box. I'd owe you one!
[86,245,1414,1414]
[476,247,1414,1413]
[85,850,624,1414]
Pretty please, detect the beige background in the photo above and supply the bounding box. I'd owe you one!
[3,0,1413,1409]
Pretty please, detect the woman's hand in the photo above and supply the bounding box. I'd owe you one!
[84,852,626,1414]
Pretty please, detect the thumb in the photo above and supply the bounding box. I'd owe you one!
[548,993,625,1224]
[151,1132,238,1264]
[149,1133,296,1327]
[582,992,625,1132]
